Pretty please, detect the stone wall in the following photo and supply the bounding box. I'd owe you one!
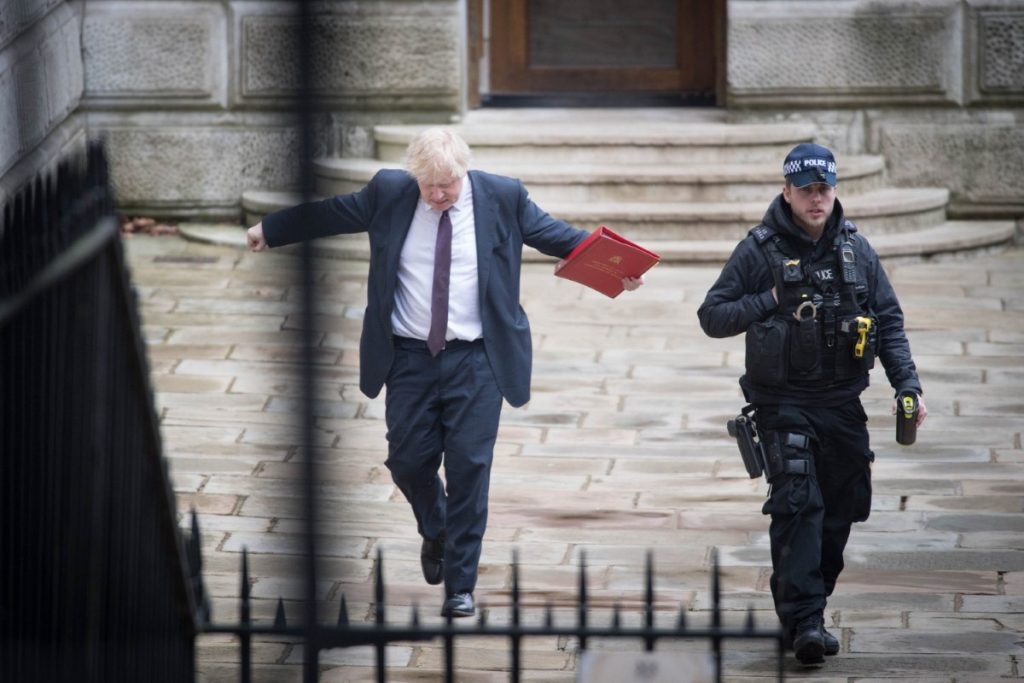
[3,0,1020,221]
[81,0,462,221]
[727,0,1024,217]
[0,0,85,208]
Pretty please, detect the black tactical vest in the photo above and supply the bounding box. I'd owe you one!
[744,223,876,387]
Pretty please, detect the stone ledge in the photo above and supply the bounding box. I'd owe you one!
[178,220,1017,265]
[374,122,818,147]
[313,155,887,185]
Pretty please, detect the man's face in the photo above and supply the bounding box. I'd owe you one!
[417,175,463,212]
[783,181,836,236]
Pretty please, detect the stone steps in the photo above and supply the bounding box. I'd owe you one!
[245,186,951,240]
[313,155,888,203]
[235,114,1016,261]
[183,219,1018,264]
[373,122,818,164]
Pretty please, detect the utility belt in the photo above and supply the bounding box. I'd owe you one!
[727,405,814,481]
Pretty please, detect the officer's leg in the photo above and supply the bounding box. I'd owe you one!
[438,343,503,595]
[816,400,873,596]
[758,405,826,633]
[383,343,446,542]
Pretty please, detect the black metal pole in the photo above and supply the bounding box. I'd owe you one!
[296,0,320,681]
[511,552,521,682]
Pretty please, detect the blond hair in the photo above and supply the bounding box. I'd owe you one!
[404,127,471,182]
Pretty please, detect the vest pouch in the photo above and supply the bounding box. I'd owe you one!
[836,315,876,377]
[745,317,788,386]
[789,309,821,378]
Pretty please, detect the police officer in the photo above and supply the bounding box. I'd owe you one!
[697,143,928,665]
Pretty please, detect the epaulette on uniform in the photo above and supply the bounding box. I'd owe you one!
[749,224,776,243]
[843,218,858,233]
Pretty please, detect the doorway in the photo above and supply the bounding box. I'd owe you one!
[472,0,724,107]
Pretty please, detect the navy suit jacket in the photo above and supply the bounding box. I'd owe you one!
[262,169,587,407]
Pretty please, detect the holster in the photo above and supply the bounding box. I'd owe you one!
[727,406,767,479]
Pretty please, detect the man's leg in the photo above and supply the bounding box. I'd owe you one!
[438,342,502,598]
[384,343,446,544]
[758,405,827,640]
[815,399,873,597]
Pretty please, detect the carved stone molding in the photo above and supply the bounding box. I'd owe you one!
[729,1,961,107]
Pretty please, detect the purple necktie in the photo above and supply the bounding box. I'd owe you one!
[426,210,452,356]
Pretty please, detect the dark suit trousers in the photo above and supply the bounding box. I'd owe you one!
[384,336,503,595]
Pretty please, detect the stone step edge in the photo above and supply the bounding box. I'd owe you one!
[178,221,1016,264]
[314,156,887,184]
[242,187,951,222]
[373,122,818,146]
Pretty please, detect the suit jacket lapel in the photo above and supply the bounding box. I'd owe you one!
[470,171,500,298]
[383,180,420,308]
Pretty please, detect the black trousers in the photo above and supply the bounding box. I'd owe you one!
[384,337,503,595]
[756,399,874,632]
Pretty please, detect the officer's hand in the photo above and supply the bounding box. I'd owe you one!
[247,222,267,251]
[891,394,928,427]
[915,396,928,427]
[622,275,644,292]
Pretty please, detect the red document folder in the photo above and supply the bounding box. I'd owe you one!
[554,226,660,298]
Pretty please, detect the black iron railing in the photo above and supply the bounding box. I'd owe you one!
[199,541,784,682]
[0,143,204,682]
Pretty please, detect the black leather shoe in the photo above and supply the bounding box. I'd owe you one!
[823,627,839,656]
[792,615,825,665]
[419,531,445,586]
[441,592,475,618]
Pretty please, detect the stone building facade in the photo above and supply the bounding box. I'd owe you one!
[2,0,1022,223]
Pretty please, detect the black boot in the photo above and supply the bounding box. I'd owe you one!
[792,615,825,665]
[823,626,839,655]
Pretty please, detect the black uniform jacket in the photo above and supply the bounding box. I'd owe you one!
[697,194,922,406]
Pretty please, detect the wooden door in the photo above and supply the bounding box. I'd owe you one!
[486,0,722,104]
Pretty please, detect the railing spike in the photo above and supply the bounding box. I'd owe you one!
[544,602,553,628]
[374,547,385,625]
[337,595,349,627]
[744,605,756,632]
[512,549,520,628]
[612,603,621,629]
[241,548,250,600]
[478,602,487,627]
[644,550,655,651]
[512,549,520,604]
[187,509,209,623]
[578,549,588,651]
[240,548,251,683]
[577,549,587,612]
[711,547,721,630]
[189,509,202,570]
[274,597,287,629]
[410,602,419,628]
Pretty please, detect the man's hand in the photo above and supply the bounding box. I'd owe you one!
[892,393,928,427]
[247,222,267,251]
[622,275,644,292]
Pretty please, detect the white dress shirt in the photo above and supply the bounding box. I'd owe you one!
[391,178,482,343]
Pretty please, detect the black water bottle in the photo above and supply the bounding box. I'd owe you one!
[896,390,919,446]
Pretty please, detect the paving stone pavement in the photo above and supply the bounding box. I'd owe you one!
[125,231,1024,682]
